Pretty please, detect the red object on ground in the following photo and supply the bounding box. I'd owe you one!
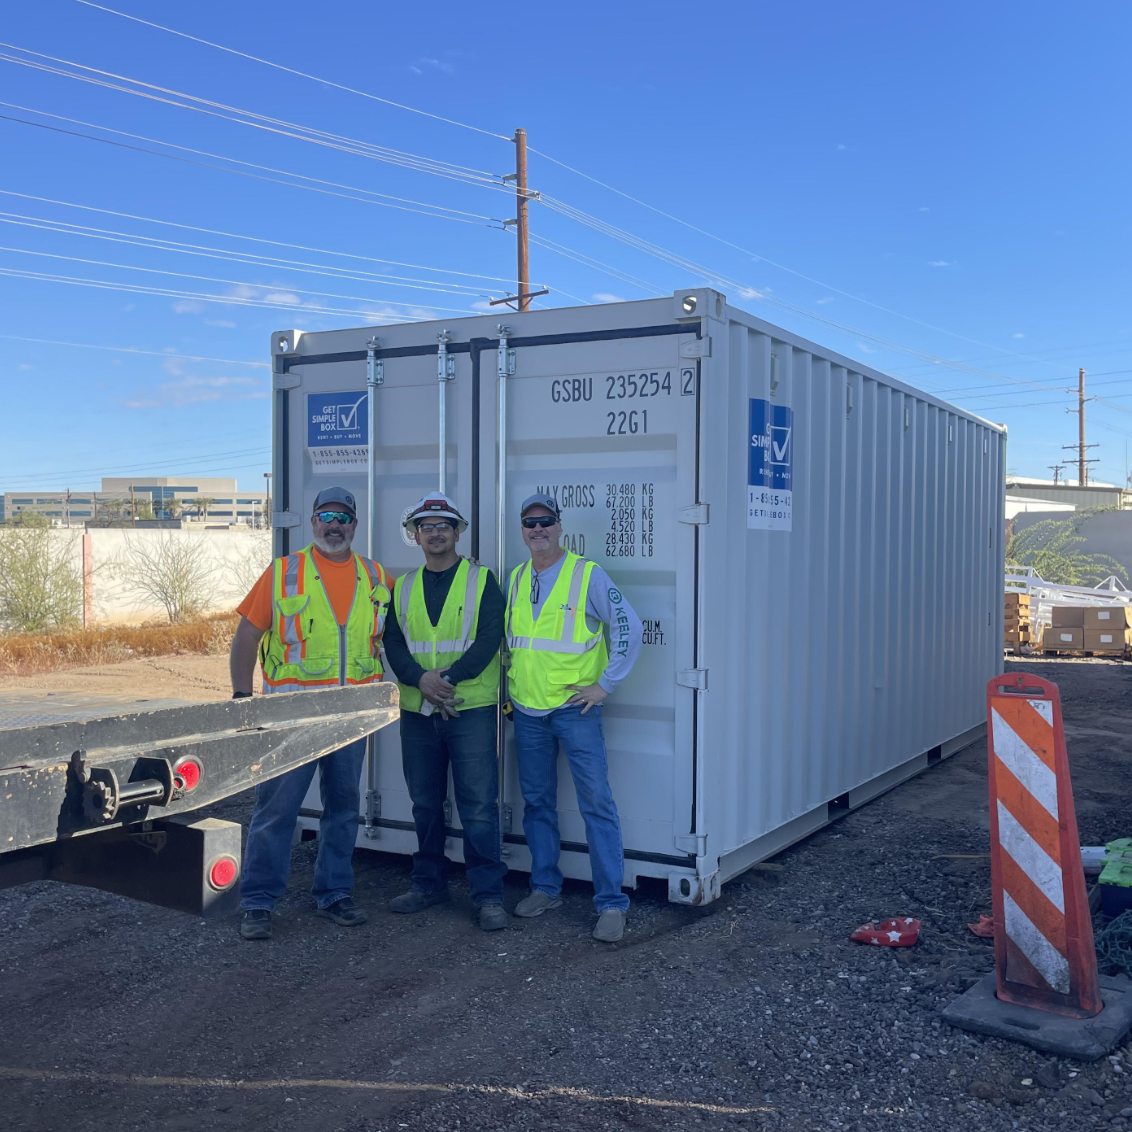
[850,917,921,947]
[985,673,1101,1019]
[968,914,995,938]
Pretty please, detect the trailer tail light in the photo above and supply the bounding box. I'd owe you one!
[208,855,238,890]
[174,757,202,791]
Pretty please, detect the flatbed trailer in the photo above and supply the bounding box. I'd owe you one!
[0,684,398,917]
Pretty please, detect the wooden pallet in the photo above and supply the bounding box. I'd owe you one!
[1042,647,1131,659]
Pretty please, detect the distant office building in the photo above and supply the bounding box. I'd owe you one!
[2,476,268,527]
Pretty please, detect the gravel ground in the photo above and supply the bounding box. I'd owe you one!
[1,656,1130,1132]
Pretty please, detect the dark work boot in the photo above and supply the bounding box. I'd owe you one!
[240,909,272,940]
[389,888,450,914]
[317,897,368,926]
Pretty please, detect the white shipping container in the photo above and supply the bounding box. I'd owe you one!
[277,289,1005,905]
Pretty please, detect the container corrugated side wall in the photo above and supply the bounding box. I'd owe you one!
[701,311,1004,866]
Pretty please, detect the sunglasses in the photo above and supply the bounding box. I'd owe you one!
[315,511,356,525]
[522,515,558,529]
[416,520,455,534]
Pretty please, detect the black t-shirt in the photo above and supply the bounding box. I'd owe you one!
[382,560,504,688]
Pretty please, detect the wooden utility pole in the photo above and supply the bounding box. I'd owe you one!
[514,128,530,312]
[1077,367,1087,486]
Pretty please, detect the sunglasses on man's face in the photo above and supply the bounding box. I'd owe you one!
[522,515,558,529]
[416,520,455,534]
[315,511,356,525]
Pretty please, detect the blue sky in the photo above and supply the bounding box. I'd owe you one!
[1,0,1129,491]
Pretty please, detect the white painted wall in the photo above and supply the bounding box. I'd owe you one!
[35,529,274,625]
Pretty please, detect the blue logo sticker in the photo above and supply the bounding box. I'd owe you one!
[608,588,623,604]
[307,392,368,447]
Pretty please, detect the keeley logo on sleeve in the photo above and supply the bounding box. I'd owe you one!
[748,398,793,531]
[307,392,369,474]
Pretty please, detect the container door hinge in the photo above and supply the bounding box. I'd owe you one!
[272,511,300,529]
[364,789,381,840]
[674,834,707,856]
[676,669,708,690]
[273,372,301,390]
[678,503,709,525]
[680,337,711,359]
[501,804,513,833]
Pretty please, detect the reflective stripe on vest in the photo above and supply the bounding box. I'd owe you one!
[260,547,391,694]
[393,559,500,713]
[399,562,481,656]
[506,556,602,654]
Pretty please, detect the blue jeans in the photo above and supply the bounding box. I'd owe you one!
[400,705,506,906]
[240,737,366,912]
[512,704,629,913]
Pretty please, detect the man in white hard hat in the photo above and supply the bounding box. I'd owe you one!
[505,493,643,942]
[382,494,508,930]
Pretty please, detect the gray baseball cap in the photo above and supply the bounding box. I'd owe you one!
[312,486,357,516]
[520,492,560,517]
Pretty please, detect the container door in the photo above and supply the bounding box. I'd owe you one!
[493,330,700,871]
[289,343,478,859]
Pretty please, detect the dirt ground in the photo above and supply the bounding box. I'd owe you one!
[0,656,1130,1132]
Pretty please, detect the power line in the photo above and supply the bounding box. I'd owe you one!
[2,444,271,484]
[69,0,511,142]
[0,333,267,366]
[0,189,527,285]
[0,45,510,190]
[0,245,492,314]
[0,106,502,226]
[0,266,441,320]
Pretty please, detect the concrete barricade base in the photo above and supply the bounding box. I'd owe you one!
[942,972,1132,1061]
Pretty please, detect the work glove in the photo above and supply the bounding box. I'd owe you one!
[436,696,465,721]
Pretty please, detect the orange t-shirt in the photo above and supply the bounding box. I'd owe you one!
[237,547,369,632]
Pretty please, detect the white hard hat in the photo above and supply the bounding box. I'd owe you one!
[402,493,468,534]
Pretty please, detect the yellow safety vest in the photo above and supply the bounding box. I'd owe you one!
[260,545,392,694]
[506,552,608,711]
[392,559,500,713]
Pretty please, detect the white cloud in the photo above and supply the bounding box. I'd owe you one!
[855,342,877,354]
[264,291,302,306]
[415,56,454,74]
[592,292,625,304]
[471,300,494,311]
[205,318,237,328]
[836,143,848,152]
[18,363,31,371]
[919,206,930,212]
[928,260,953,267]
[120,375,266,410]
[815,297,834,305]
[172,299,204,314]
[1013,333,1025,339]
[123,303,135,312]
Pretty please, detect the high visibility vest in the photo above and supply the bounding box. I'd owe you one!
[392,559,500,714]
[259,545,392,694]
[505,552,608,711]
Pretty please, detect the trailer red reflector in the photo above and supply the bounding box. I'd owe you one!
[174,757,202,791]
[208,856,238,890]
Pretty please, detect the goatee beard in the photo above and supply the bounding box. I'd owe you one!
[314,531,353,554]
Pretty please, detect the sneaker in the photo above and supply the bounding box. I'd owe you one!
[593,908,626,942]
[317,897,368,927]
[513,890,563,918]
[477,903,508,931]
[389,888,450,914]
[240,909,272,940]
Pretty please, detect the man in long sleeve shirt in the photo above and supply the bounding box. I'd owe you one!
[505,493,644,942]
[382,494,508,931]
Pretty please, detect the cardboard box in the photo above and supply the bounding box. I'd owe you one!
[1045,627,1083,649]
[1051,606,1086,628]
[1004,593,1031,608]
[1084,606,1132,630]
[1084,628,1131,653]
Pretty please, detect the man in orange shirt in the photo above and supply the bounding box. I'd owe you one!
[230,486,392,941]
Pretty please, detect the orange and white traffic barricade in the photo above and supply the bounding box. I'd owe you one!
[943,672,1132,1059]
